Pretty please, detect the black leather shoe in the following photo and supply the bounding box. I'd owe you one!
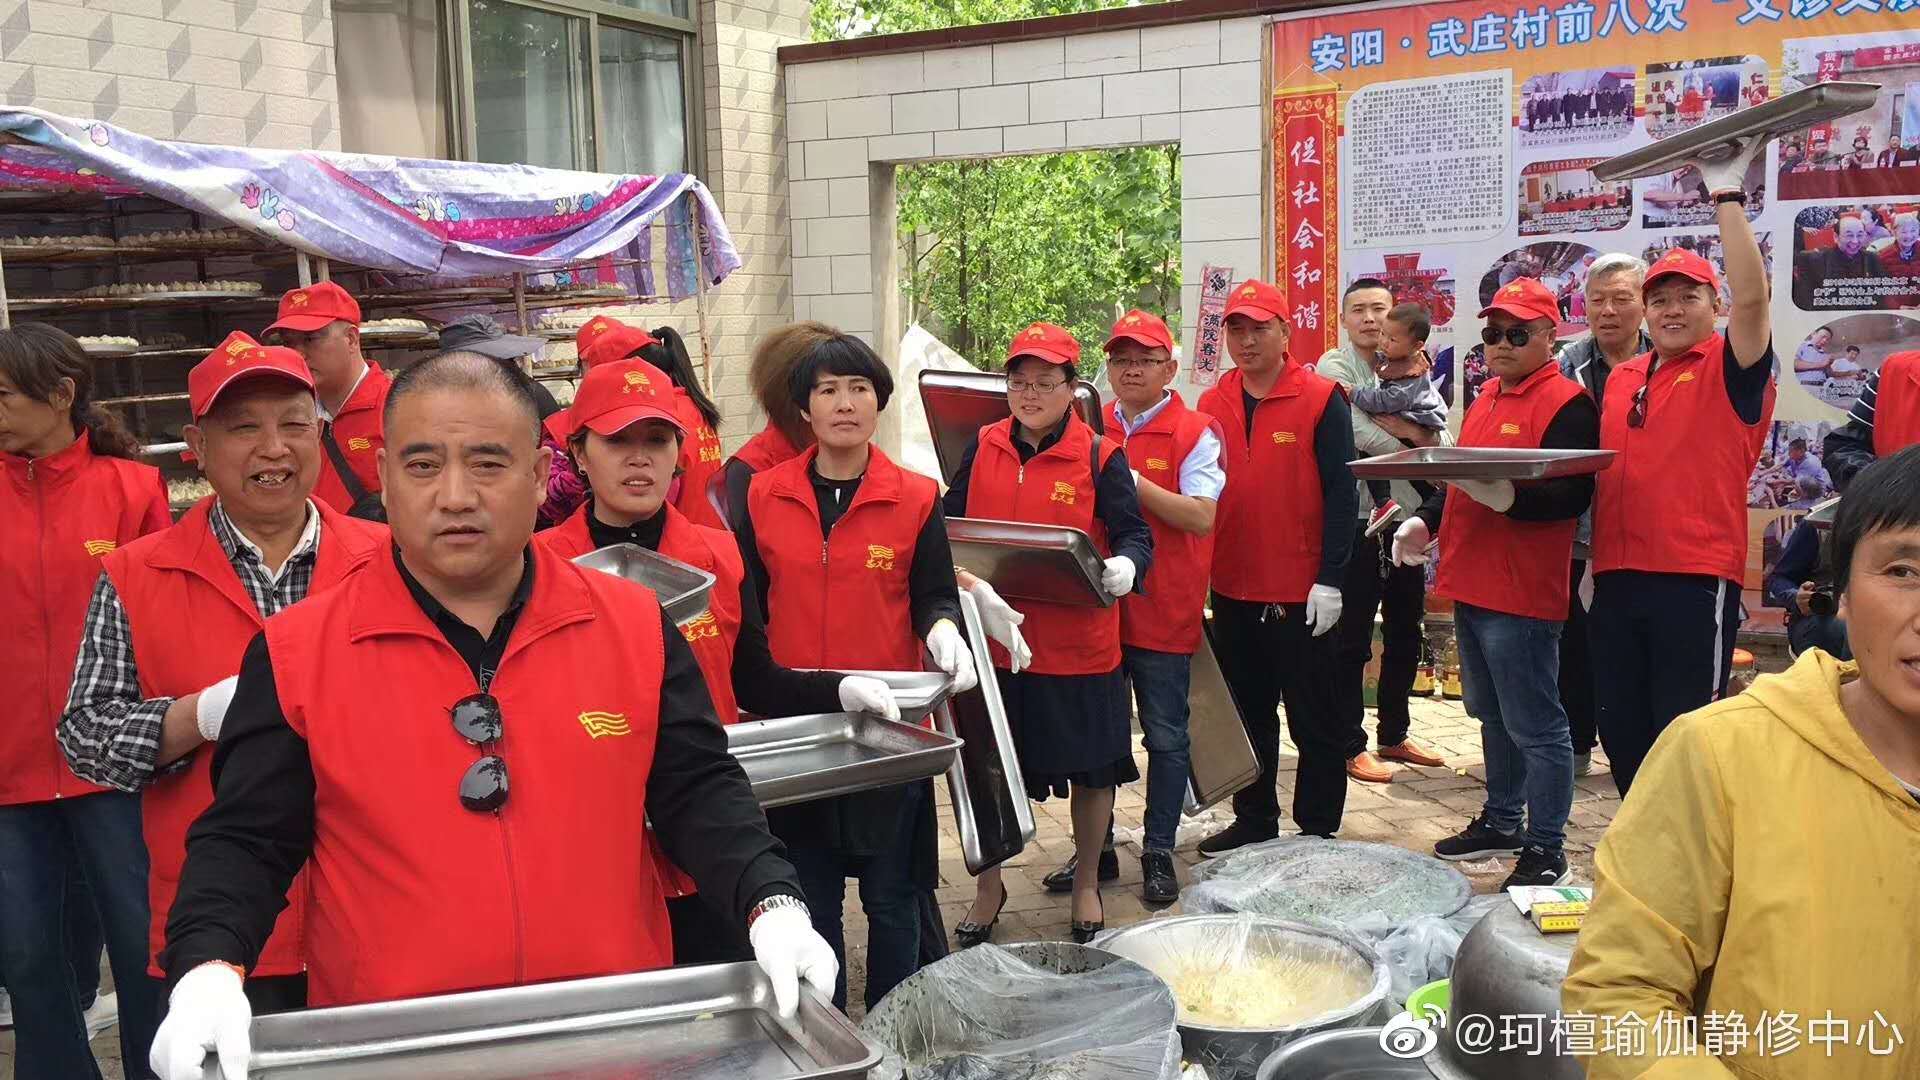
[953,883,1006,948]
[1042,848,1120,893]
[1140,850,1180,905]
[1197,819,1279,858]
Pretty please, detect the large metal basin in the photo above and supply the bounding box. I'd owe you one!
[1424,903,1581,1080]
[1258,1028,1434,1079]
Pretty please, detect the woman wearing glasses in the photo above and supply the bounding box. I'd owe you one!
[534,356,903,965]
[946,322,1154,945]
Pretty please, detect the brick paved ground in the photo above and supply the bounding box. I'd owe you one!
[7,692,1623,1076]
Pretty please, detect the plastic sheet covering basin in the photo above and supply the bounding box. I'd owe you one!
[860,942,1181,1080]
[1096,915,1391,1078]
[1184,838,1472,927]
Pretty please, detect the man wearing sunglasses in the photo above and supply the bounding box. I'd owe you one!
[1587,137,1777,796]
[1390,278,1600,889]
[148,352,834,1080]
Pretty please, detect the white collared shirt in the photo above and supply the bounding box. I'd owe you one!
[1113,390,1226,500]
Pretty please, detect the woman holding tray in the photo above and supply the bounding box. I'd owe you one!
[534,354,905,965]
[945,322,1155,946]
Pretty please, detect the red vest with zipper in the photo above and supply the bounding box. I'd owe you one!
[1593,333,1775,584]
[1197,362,1341,604]
[1106,395,1220,655]
[747,444,933,671]
[104,499,386,976]
[1,434,170,806]
[964,415,1122,676]
[730,424,805,474]
[671,389,728,531]
[1434,363,1590,621]
[313,362,390,513]
[1873,350,1920,457]
[266,546,672,1006]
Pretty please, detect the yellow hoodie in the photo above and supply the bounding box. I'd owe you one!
[1563,650,1920,1079]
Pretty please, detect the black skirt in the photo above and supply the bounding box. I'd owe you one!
[996,666,1139,801]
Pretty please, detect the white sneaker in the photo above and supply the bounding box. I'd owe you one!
[84,991,118,1039]
[0,985,12,1028]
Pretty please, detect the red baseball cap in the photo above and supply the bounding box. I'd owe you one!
[575,315,659,370]
[188,331,315,419]
[1643,247,1722,295]
[546,357,686,444]
[1478,277,1561,324]
[1007,322,1080,367]
[266,281,360,334]
[1104,310,1174,354]
[1223,279,1287,322]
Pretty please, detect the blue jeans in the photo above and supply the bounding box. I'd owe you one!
[1454,603,1572,852]
[0,791,162,1080]
[787,781,926,1012]
[1123,646,1192,853]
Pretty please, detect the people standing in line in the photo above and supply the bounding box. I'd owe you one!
[1195,280,1360,855]
[734,332,976,1009]
[1824,350,1920,490]
[1392,278,1599,890]
[719,321,832,528]
[1557,253,1652,776]
[1316,279,1448,785]
[534,354,904,966]
[1588,140,1777,795]
[0,323,170,1080]
[262,282,389,520]
[948,322,1153,944]
[58,334,389,1023]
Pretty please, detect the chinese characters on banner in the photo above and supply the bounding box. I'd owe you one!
[1274,88,1340,363]
[1191,265,1234,386]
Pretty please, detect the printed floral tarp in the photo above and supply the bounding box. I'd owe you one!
[0,108,740,301]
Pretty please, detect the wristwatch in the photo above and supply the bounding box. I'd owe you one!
[1713,190,1748,205]
[746,893,809,929]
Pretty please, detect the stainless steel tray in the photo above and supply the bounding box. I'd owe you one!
[726,712,962,808]
[206,964,881,1079]
[918,368,1105,486]
[1347,447,1616,481]
[1592,81,1881,181]
[1182,622,1259,815]
[796,669,954,722]
[937,588,1036,874]
[947,517,1114,608]
[572,543,717,626]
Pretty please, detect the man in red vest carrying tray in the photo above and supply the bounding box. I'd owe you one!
[145,351,835,1080]
[58,333,388,1018]
[1823,349,1920,490]
[1194,279,1360,854]
[263,281,389,519]
[1587,139,1777,796]
[1390,278,1599,890]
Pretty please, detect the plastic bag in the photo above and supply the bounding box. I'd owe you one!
[861,943,1183,1080]
[1183,836,1472,928]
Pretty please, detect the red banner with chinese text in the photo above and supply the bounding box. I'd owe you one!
[1273,88,1340,365]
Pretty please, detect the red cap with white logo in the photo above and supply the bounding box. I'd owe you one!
[188,331,315,419]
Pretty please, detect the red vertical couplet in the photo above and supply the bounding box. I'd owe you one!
[1274,88,1340,365]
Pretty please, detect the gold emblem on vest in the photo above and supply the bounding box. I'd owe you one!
[1271,431,1297,445]
[347,436,372,451]
[83,539,117,557]
[1500,422,1522,436]
[680,611,720,641]
[1049,480,1077,505]
[578,710,631,738]
[1145,457,1170,470]
[865,544,896,571]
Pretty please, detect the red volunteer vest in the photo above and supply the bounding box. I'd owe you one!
[1873,350,1920,458]
[1434,363,1589,621]
[1593,333,1775,584]
[314,362,390,513]
[1197,363,1342,604]
[747,444,933,671]
[1106,394,1221,655]
[105,499,386,975]
[267,547,672,1006]
[1,434,170,805]
[964,415,1122,676]
[672,390,728,531]
[730,424,805,474]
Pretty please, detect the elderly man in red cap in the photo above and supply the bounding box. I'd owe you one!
[1193,279,1360,854]
[1390,279,1599,889]
[262,282,389,518]
[58,332,388,1020]
[1586,140,1776,795]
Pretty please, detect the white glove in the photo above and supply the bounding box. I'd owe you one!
[1304,583,1343,637]
[1391,517,1433,567]
[1451,478,1516,512]
[151,962,252,1080]
[836,676,901,722]
[1100,555,1137,597]
[749,903,838,1019]
[967,580,1032,675]
[1130,468,1143,487]
[194,675,239,743]
[1694,134,1766,197]
[925,619,980,693]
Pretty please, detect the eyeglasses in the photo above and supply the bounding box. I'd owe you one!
[1627,383,1650,428]
[1107,356,1164,370]
[450,692,509,812]
[1479,326,1538,348]
[1007,377,1070,394]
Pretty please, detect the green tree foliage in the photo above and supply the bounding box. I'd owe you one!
[811,0,1181,372]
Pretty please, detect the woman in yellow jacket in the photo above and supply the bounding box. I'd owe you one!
[1562,445,1920,1079]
